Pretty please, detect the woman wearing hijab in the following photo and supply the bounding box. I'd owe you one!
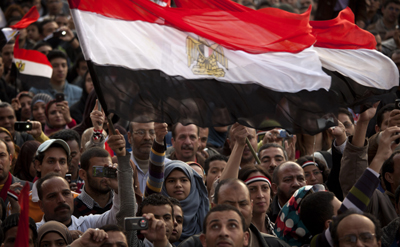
[37,221,73,247]
[30,93,53,128]
[161,161,209,242]
[44,99,76,136]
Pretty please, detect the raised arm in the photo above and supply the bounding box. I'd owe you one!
[219,123,249,181]
[145,123,168,197]
[340,103,379,197]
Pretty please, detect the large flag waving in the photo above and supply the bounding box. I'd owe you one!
[0,7,39,49]
[69,0,342,134]
[13,35,53,89]
[310,8,399,108]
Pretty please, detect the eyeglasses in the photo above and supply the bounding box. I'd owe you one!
[133,129,155,137]
[339,232,376,246]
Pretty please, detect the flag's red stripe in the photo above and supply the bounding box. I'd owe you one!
[10,6,39,30]
[310,8,376,50]
[14,36,52,67]
[14,183,30,247]
[69,0,315,53]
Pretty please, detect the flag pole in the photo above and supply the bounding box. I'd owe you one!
[246,137,261,164]
[86,60,109,117]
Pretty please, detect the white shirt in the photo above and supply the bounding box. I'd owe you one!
[36,190,120,232]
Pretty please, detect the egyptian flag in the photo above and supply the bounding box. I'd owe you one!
[0,7,39,50]
[69,0,346,134]
[13,35,52,89]
[310,8,399,109]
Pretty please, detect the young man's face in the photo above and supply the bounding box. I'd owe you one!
[200,210,249,247]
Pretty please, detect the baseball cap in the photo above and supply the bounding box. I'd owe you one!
[36,139,70,156]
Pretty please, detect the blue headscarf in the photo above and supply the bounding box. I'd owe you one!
[162,160,209,241]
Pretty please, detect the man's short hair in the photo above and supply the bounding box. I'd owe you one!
[38,19,56,36]
[258,143,288,161]
[49,129,81,149]
[338,108,354,124]
[0,102,12,110]
[213,178,246,204]
[383,0,400,8]
[300,191,335,235]
[37,173,65,201]
[204,154,228,175]
[0,139,10,156]
[377,103,395,129]
[171,123,199,139]
[330,211,381,247]
[33,41,52,51]
[47,50,68,63]
[80,147,110,171]
[137,193,174,217]
[381,150,400,192]
[100,224,124,233]
[202,204,247,234]
[1,213,37,244]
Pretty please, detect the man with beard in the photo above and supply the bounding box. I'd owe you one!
[169,123,205,167]
[228,123,258,168]
[269,162,306,222]
[73,147,113,217]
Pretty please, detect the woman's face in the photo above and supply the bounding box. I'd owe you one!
[47,103,66,128]
[247,172,271,215]
[303,165,323,185]
[32,102,47,124]
[165,169,191,201]
[39,232,67,247]
[0,132,14,156]
[85,73,94,94]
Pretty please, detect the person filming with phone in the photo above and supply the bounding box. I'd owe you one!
[43,98,77,136]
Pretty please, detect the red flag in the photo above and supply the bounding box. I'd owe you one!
[14,183,30,247]
[10,6,40,30]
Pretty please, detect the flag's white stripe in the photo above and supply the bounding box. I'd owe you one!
[72,9,331,93]
[12,58,52,78]
[315,47,399,90]
[2,28,18,41]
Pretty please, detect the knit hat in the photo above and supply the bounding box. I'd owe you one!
[31,93,53,110]
[37,221,72,245]
[31,93,53,119]
[1,213,38,240]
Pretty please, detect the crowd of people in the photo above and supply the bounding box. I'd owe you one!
[0,0,400,247]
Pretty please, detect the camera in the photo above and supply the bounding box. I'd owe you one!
[124,217,149,231]
[14,121,32,132]
[92,166,117,178]
[55,93,65,102]
[278,129,292,139]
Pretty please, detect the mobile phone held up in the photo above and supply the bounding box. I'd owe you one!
[124,217,149,231]
[55,93,65,102]
[92,166,117,178]
[14,121,32,132]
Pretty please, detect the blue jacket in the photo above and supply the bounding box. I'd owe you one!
[29,81,82,106]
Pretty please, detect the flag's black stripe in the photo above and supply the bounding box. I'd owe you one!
[90,62,396,134]
[18,74,50,90]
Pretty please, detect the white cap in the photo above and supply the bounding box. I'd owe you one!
[36,139,70,157]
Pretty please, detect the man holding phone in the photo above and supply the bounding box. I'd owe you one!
[73,147,115,217]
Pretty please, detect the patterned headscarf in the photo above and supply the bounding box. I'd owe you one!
[274,184,326,246]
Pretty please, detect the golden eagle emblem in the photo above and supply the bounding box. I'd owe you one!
[186,36,228,77]
[15,61,25,72]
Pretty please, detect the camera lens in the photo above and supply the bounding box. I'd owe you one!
[139,219,147,228]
